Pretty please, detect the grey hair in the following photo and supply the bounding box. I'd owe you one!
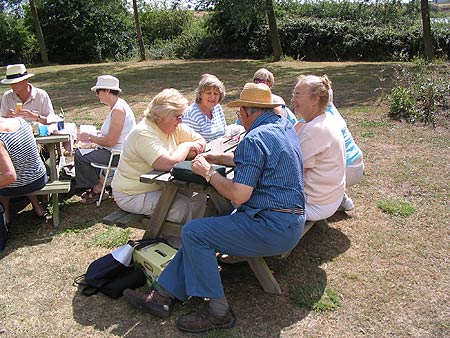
[195,73,226,103]
[296,74,332,112]
[253,68,275,88]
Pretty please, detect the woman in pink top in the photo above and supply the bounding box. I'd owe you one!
[291,75,346,221]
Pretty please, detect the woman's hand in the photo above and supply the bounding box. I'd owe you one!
[78,132,92,142]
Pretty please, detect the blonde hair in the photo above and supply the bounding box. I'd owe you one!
[296,74,332,112]
[144,88,189,123]
[253,68,275,88]
[195,74,226,103]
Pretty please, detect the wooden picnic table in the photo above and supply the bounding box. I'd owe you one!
[33,134,70,226]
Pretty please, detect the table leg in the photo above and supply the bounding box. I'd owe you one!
[247,257,282,295]
[51,193,60,227]
[208,190,234,214]
[143,185,178,239]
[48,142,58,182]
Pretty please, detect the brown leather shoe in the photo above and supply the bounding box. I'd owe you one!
[176,306,236,333]
[123,289,173,318]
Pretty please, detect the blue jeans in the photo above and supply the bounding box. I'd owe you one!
[158,206,305,301]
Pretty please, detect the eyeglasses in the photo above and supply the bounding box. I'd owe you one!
[175,113,184,121]
[254,78,269,84]
[235,111,242,119]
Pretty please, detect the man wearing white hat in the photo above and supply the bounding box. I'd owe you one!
[0,64,54,124]
[123,83,306,333]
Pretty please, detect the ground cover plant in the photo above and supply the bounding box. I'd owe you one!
[0,60,448,338]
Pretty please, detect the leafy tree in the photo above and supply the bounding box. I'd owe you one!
[35,0,135,64]
[194,0,282,60]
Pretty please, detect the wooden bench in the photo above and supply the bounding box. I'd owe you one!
[103,207,328,295]
[245,219,329,295]
[27,180,70,227]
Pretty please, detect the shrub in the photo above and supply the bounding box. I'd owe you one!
[389,59,450,127]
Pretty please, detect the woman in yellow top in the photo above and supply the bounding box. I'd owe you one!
[112,88,207,224]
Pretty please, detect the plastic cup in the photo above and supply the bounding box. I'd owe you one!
[39,124,49,136]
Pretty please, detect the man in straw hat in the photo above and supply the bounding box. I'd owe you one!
[123,83,306,333]
[1,64,54,124]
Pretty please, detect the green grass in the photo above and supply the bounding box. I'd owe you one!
[291,283,342,312]
[377,198,416,217]
[90,225,131,248]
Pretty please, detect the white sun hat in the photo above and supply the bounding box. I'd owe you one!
[90,75,122,92]
[1,64,35,85]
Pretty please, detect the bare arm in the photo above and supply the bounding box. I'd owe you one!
[192,155,253,205]
[0,142,16,188]
[152,141,205,172]
[80,108,126,148]
[201,152,235,167]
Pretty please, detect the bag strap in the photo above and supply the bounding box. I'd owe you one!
[73,274,100,297]
[128,237,171,251]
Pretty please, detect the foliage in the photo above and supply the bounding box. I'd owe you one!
[377,198,416,217]
[389,59,450,126]
[0,10,38,64]
[33,0,135,64]
[139,4,194,44]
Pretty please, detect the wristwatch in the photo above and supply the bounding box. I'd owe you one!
[205,167,217,183]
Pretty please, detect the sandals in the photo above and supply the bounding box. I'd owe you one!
[80,189,109,205]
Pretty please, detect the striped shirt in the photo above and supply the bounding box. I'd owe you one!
[233,112,305,210]
[182,102,226,142]
[0,118,46,187]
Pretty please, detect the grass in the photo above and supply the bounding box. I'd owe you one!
[377,198,416,217]
[0,59,449,338]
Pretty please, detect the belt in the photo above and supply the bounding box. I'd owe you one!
[270,207,304,215]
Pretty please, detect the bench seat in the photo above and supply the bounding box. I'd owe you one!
[27,180,71,195]
[26,180,70,227]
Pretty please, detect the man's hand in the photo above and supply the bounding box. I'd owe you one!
[8,108,36,121]
[191,155,211,178]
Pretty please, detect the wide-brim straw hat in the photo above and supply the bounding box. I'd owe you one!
[90,75,122,92]
[1,64,35,85]
[228,83,281,108]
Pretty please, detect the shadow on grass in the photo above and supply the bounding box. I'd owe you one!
[70,222,350,337]
[36,60,393,119]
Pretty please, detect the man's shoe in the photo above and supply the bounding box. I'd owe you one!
[176,306,236,333]
[123,289,173,318]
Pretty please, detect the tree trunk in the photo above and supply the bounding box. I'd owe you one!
[29,0,49,65]
[133,0,146,61]
[265,0,282,61]
[421,0,433,62]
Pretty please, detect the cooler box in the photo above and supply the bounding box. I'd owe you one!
[132,242,177,287]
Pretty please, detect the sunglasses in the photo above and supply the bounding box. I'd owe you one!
[254,78,270,84]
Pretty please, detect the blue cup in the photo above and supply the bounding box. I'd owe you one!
[39,125,49,136]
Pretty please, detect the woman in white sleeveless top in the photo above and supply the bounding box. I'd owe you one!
[75,75,136,205]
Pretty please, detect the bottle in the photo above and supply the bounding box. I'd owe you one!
[57,108,65,131]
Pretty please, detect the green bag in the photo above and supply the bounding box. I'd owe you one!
[170,161,226,185]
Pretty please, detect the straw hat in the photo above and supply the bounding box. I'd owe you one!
[1,64,35,85]
[90,75,122,92]
[228,83,280,108]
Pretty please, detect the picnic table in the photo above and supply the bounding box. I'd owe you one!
[29,134,70,226]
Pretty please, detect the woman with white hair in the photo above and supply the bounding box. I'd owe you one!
[75,75,136,204]
[252,68,297,125]
[112,88,207,223]
[291,74,346,221]
[182,74,227,142]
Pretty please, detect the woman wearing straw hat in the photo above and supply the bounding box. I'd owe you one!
[75,75,136,205]
[0,64,54,124]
